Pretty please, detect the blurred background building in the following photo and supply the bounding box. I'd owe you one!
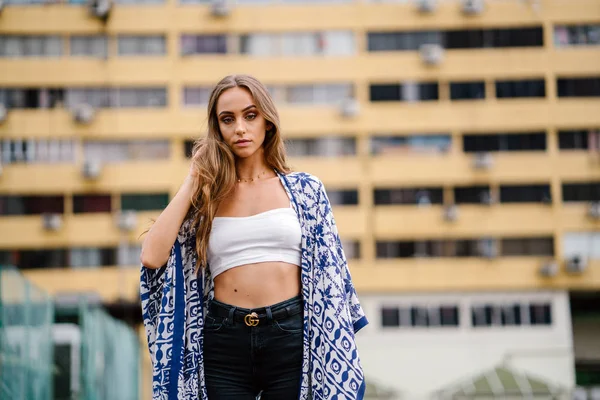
[0,0,599,398]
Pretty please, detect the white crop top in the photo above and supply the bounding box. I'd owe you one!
[207,207,302,279]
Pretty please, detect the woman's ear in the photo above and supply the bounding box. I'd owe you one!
[266,122,274,133]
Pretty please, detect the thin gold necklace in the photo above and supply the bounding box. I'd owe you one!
[237,169,268,183]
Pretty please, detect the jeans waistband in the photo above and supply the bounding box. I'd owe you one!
[208,295,303,326]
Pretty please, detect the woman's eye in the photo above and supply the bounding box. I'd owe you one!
[222,117,233,124]
[246,113,256,120]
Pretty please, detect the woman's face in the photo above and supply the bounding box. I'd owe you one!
[216,86,271,159]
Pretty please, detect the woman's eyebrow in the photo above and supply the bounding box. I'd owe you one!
[218,104,257,117]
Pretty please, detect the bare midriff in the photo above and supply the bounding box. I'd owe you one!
[212,261,301,308]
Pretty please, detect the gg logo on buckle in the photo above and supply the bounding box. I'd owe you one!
[244,312,259,327]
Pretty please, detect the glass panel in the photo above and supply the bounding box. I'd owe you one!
[120,193,169,211]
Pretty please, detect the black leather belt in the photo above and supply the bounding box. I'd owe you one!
[208,297,303,327]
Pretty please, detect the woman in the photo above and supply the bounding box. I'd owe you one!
[140,74,368,400]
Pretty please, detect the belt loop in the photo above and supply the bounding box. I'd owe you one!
[266,307,273,322]
[226,306,236,326]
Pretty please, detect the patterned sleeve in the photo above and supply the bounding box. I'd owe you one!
[315,179,369,334]
[139,240,179,363]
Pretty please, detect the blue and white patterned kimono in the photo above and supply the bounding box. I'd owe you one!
[140,171,368,400]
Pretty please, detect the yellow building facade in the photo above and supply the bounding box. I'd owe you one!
[1,0,599,396]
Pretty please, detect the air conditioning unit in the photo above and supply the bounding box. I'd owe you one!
[461,0,484,15]
[443,204,459,222]
[42,213,63,231]
[72,103,95,124]
[116,211,137,232]
[565,255,587,274]
[588,201,600,219]
[82,160,102,179]
[339,99,360,118]
[478,239,498,259]
[88,0,111,20]
[211,0,231,17]
[538,261,558,278]
[0,103,7,124]
[472,152,493,170]
[416,0,437,13]
[419,44,444,66]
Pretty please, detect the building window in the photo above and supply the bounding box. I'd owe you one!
[472,304,524,327]
[341,240,361,260]
[240,31,354,57]
[285,84,353,105]
[450,81,485,100]
[0,35,63,58]
[462,132,547,152]
[370,82,438,102]
[562,232,600,260]
[500,184,551,204]
[529,303,552,325]
[286,137,356,157]
[0,88,65,109]
[69,247,116,268]
[439,306,460,326]
[367,31,442,51]
[73,195,112,214]
[113,88,167,107]
[381,305,459,328]
[0,196,64,216]
[374,187,443,205]
[377,239,498,258]
[367,27,543,51]
[454,186,491,204]
[557,77,600,97]
[120,193,169,211]
[70,36,108,58]
[182,87,212,107]
[6,249,68,269]
[65,88,111,108]
[472,304,492,326]
[472,302,552,327]
[325,189,358,205]
[117,243,143,266]
[117,35,166,56]
[370,135,451,155]
[376,240,446,258]
[0,139,75,164]
[559,129,600,151]
[562,182,600,202]
[445,27,543,49]
[495,79,546,98]
[381,307,400,327]
[501,237,554,256]
[554,25,600,47]
[65,87,167,108]
[83,140,170,163]
[180,34,227,55]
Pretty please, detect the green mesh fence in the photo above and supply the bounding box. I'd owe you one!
[1,266,140,400]
[79,305,140,400]
[0,265,54,400]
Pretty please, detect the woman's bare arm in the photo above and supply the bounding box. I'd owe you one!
[140,172,196,270]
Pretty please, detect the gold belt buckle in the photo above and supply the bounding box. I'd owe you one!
[244,312,259,327]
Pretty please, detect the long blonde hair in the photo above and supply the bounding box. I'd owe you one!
[189,74,291,270]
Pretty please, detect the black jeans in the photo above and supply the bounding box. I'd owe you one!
[203,295,304,399]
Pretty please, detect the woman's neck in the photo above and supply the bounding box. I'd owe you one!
[235,152,271,181]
